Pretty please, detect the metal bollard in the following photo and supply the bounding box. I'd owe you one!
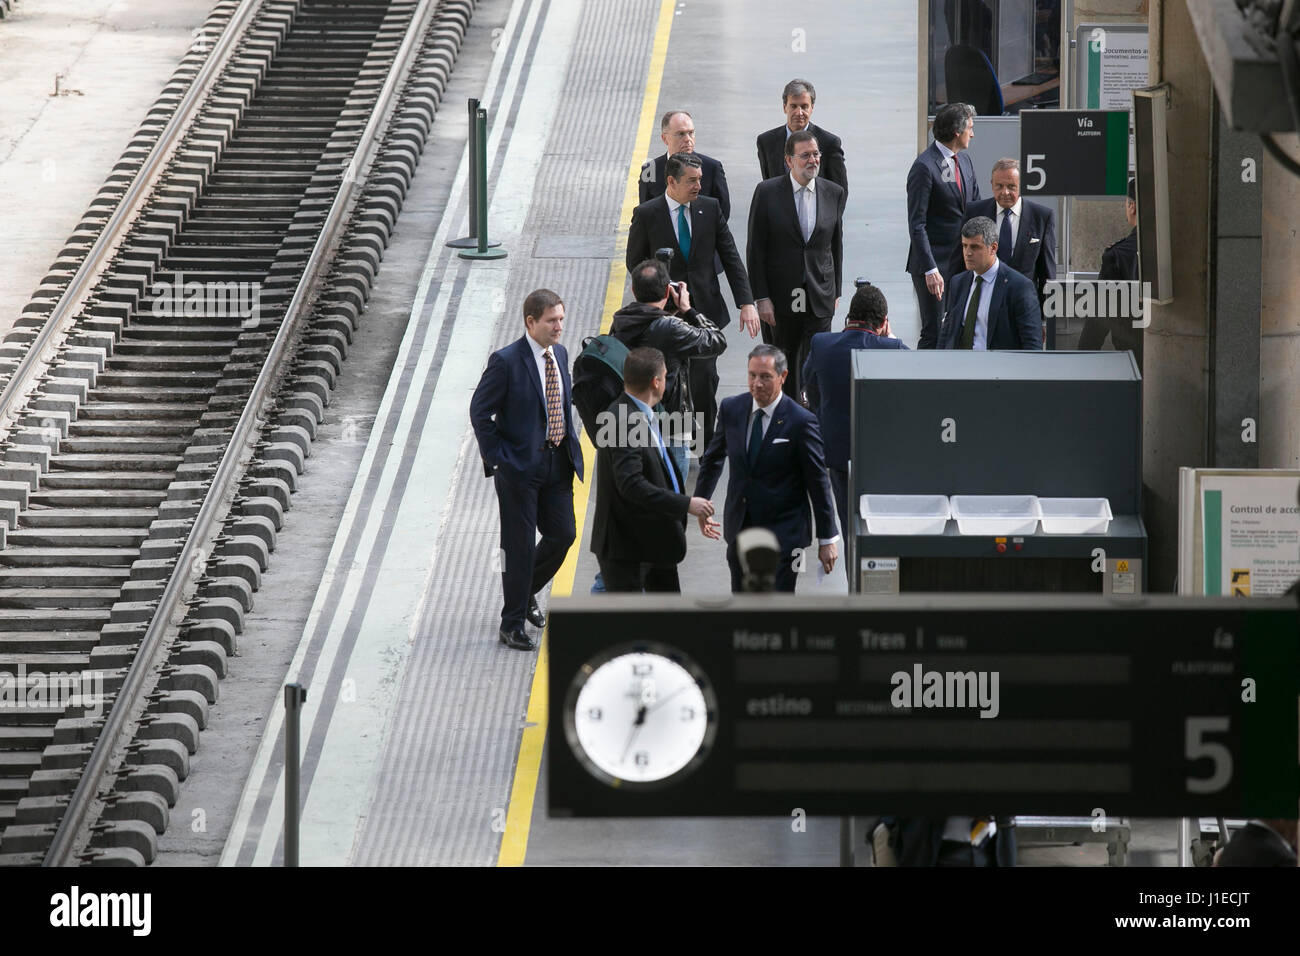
[459,105,507,260]
[284,682,307,866]
[447,98,498,249]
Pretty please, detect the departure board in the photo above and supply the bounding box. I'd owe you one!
[546,595,1298,818]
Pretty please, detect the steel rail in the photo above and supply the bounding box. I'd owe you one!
[0,0,264,437]
[43,0,437,866]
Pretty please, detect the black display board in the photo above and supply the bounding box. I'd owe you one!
[547,595,1298,818]
[1020,109,1131,197]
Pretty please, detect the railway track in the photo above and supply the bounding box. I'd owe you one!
[0,0,475,865]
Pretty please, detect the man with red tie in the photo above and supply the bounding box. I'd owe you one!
[470,290,584,651]
[905,102,979,349]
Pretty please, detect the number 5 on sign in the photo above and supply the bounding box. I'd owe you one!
[1024,154,1047,191]
[1184,717,1232,794]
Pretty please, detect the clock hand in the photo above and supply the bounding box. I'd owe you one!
[619,704,648,764]
[643,683,691,716]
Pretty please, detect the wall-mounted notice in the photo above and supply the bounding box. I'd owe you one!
[1199,474,1300,596]
[1078,26,1150,111]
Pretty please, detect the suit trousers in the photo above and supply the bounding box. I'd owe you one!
[828,466,850,581]
[773,312,831,402]
[726,534,799,593]
[1077,316,1144,373]
[493,442,576,629]
[688,354,720,454]
[911,272,946,350]
[597,558,681,593]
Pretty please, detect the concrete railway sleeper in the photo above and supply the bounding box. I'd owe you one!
[0,0,477,866]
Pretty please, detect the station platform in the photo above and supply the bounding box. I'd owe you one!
[108,0,1188,867]
[0,0,214,334]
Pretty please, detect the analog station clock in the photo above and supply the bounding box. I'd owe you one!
[562,643,717,789]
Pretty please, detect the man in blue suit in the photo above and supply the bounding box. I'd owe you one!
[695,345,839,592]
[802,284,908,550]
[470,290,584,651]
[905,102,978,349]
[938,217,1043,351]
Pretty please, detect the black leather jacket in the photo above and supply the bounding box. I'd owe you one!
[610,301,726,416]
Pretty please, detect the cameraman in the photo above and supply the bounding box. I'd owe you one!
[611,259,727,478]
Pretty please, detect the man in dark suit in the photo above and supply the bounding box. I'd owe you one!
[802,284,908,550]
[1078,178,1141,368]
[628,153,758,451]
[469,290,583,651]
[747,130,845,403]
[695,345,839,592]
[938,217,1043,350]
[590,347,716,592]
[756,78,848,195]
[906,102,979,349]
[639,110,730,219]
[965,157,1056,307]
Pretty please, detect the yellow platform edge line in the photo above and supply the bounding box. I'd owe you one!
[496,0,677,867]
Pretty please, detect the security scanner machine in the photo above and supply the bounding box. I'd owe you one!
[849,351,1146,597]
[847,350,1145,862]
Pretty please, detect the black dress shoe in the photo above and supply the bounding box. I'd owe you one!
[526,596,546,629]
[499,627,537,651]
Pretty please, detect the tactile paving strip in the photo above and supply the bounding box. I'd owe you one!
[350,0,659,866]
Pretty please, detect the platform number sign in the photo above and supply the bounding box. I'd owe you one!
[1019,110,1130,197]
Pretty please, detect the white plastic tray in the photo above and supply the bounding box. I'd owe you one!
[1038,497,1113,535]
[949,495,1042,536]
[859,494,950,535]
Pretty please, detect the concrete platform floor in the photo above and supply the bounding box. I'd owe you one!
[0,0,214,334]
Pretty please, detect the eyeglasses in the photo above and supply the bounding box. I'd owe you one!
[794,151,821,160]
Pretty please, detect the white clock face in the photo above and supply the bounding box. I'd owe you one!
[568,649,713,787]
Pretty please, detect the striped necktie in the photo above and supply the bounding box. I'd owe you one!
[544,349,564,445]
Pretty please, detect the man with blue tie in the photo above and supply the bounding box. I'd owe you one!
[695,345,839,592]
[628,152,758,452]
[963,158,1057,306]
[590,347,716,592]
[470,290,584,651]
[937,217,1043,351]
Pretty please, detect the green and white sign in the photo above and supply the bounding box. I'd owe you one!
[1081,26,1149,111]
[1020,110,1131,197]
[1181,469,1300,597]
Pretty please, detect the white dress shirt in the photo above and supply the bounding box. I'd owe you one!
[746,394,840,546]
[665,194,692,238]
[961,257,1000,351]
[746,394,782,443]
